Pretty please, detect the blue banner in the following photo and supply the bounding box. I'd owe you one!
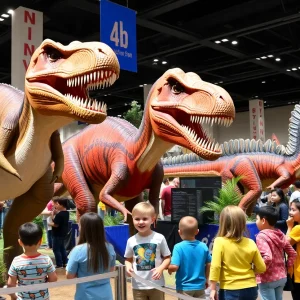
[100,0,137,72]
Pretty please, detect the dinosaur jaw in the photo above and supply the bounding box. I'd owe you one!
[151,107,233,160]
[25,69,118,123]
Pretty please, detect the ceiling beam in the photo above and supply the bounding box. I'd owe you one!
[138,0,198,19]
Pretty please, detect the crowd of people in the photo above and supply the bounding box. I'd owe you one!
[3,180,300,300]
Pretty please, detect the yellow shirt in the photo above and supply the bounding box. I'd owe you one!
[209,237,266,289]
[289,225,300,283]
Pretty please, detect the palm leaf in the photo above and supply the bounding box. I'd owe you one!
[199,176,243,222]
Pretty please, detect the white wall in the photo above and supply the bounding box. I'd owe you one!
[59,121,88,143]
[216,105,295,145]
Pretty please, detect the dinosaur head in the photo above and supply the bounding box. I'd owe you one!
[25,39,120,124]
[149,68,235,160]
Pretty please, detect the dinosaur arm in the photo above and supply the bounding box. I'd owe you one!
[267,165,294,189]
[100,163,132,221]
[50,131,64,184]
[148,163,164,216]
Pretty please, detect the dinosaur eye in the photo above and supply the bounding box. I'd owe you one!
[45,47,62,62]
[168,79,184,94]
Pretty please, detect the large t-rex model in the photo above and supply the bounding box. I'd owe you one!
[1,39,120,264]
[54,68,235,223]
[163,104,300,214]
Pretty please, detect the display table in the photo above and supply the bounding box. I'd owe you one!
[153,221,259,253]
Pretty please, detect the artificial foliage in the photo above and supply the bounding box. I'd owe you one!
[104,212,124,226]
[123,100,143,128]
[200,176,243,223]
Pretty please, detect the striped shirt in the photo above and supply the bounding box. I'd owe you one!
[8,253,55,300]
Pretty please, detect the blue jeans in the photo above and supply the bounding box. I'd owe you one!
[52,236,68,267]
[219,286,258,300]
[259,278,287,300]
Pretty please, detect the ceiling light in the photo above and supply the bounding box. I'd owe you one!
[256,58,261,60]
[0,18,4,21]
[275,58,281,61]
[7,10,14,15]
[267,55,274,58]
[162,61,167,64]
[231,41,238,45]
[117,115,121,117]
[286,69,291,71]
[292,68,297,71]
[298,67,300,69]
[261,56,267,59]
[221,39,229,42]
[143,83,147,85]
[264,101,267,103]
[153,58,159,62]
[1,14,9,18]
[261,81,266,83]
[104,94,107,96]
[219,81,223,83]
[139,85,143,87]
[215,40,221,44]
[255,96,258,98]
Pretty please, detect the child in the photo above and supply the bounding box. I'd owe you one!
[256,206,296,300]
[286,199,300,299]
[7,222,57,300]
[124,202,171,300]
[66,212,116,300]
[168,216,211,298]
[48,198,69,268]
[209,205,266,300]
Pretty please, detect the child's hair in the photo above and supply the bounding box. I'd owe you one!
[257,205,278,226]
[132,202,155,217]
[179,216,198,237]
[52,198,68,208]
[78,212,109,273]
[217,206,246,242]
[19,222,43,246]
[271,188,287,204]
[293,181,300,189]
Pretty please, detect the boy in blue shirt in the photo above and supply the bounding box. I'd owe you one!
[168,216,211,298]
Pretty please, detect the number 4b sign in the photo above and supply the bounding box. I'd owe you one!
[100,0,137,72]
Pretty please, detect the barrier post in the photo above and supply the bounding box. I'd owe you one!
[115,265,127,300]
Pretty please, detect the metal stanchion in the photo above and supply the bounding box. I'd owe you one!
[115,265,127,300]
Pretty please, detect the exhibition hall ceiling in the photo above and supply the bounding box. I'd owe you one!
[0,0,300,116]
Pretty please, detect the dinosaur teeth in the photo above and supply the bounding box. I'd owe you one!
[64,94,107,113]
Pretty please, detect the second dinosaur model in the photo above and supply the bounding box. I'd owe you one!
[54,68,235,223]
[163,104,300,214]
[2,39,120,264]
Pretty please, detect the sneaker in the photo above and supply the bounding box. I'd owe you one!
[55,265,64,269]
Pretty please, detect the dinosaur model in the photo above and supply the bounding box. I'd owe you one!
[54,68,235,225]
[2,39,120,264]
[162,104,300,214]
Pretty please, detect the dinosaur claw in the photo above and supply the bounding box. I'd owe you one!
[0,155,22,181]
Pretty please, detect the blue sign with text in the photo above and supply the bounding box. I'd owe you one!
[100,0,137,72]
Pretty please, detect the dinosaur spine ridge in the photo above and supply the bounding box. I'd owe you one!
[161,104,300,166]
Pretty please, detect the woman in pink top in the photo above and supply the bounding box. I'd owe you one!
[256,206,296,300]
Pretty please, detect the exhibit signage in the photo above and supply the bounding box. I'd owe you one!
[249,99,265,141]
[11,6,43,91]
[100,0,137,72]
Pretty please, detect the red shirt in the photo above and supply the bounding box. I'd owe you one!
[161,185,174,216]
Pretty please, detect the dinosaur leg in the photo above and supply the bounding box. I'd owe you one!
[266,165,294,190]
[230,157,262,215]
[50,131,64,184]
[148,164,164,217]
[53,182,67,197]
[4,167,53,266]
[61,145,96,219]
[125,195,143,236]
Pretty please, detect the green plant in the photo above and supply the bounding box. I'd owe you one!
[0,247,11,287]
[104,212,124,226]
[199,176,243,223]
[123,100,143,128]
[32,215,44,229]
[69,211,77,223]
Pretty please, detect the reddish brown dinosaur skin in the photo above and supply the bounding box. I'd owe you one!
[163,105,300,214]
[54,68,235,221]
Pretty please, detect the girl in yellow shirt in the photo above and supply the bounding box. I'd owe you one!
[286,199,300,300]
[209,206,266,300]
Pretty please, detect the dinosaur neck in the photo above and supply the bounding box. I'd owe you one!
[135,98,173,172]
[17,96,72,147]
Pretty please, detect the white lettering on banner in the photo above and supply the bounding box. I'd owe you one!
[249,99,265,141]
[11,6,43,90]
[110,21,128,49]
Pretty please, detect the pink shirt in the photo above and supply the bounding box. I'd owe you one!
[46,200,53,211]
[256,229,297,284]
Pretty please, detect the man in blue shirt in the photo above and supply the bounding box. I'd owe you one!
[168,216,211,298]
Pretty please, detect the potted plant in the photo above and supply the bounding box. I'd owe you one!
[197,177,258,252]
